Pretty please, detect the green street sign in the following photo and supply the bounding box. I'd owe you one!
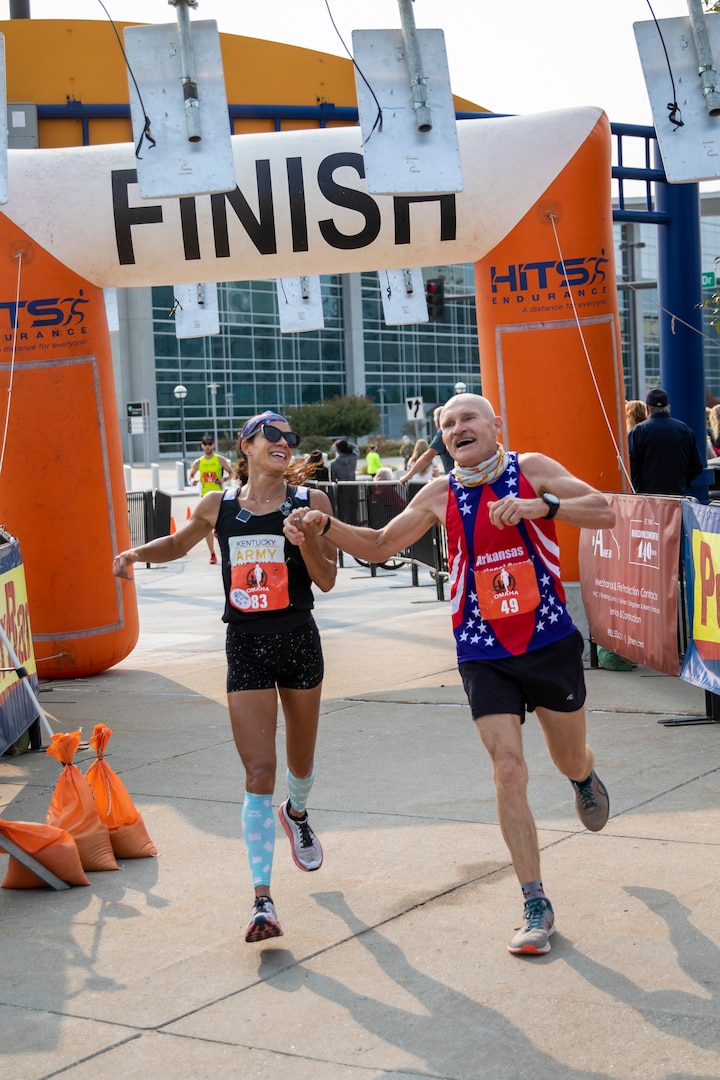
[703,271,717,289]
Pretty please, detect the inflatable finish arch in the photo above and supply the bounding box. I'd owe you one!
[0,108,624,676]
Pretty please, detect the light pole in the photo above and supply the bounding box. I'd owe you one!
[619,234,647,398]
[454,380,467,396]
[173,384,188,483]
[207,382,219,447]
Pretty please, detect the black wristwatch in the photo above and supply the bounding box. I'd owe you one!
[542,493,560,519]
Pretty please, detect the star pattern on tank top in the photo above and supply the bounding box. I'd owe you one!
[535,573,564,634]
[459,586,495,646]
[456,487,473,515]
[459,549,564,647]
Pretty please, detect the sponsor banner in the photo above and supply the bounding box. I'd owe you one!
[680,501,720,692]
[579,494,681,676]
[0,533,39,755]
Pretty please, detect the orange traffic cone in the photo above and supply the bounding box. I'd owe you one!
[170,516,177,535]
[186,506,192,520]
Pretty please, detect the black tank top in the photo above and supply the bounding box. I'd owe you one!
[215,485,314,632]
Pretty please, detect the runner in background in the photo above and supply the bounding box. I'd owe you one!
[189,436,233,564]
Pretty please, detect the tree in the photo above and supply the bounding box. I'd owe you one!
[286,395,380,439]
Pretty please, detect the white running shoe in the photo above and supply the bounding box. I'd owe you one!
[507,898,555,956]
[278,799,323,871]
[244,895,283,943]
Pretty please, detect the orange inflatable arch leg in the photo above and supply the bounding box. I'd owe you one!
[0,217,138,678]
[474,113,628,580]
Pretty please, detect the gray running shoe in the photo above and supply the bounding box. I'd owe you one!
[278,799,323,871]
[571,770,610,832]
[507,898,555,955]
[244,895,283,943]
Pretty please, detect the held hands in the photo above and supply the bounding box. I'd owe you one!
[283,508,326,545]
[488,496,547,530]
[112,550,139,579]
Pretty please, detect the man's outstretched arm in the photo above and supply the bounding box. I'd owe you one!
[284,480,446,562]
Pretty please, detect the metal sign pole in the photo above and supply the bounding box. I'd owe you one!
[168,0,202,142]
[397,0,432,133]
[687,0,720,116]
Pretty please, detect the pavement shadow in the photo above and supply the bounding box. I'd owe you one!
[0,855,166,1055]
[562,886,720,1054]
[258,889,611,1079]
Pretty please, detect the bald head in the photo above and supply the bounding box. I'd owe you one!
[438,394,502,466]
[440,393,496,425]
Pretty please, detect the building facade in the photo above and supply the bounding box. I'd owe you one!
[130,262,481,458]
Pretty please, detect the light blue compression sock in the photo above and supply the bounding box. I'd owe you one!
[286,767,315,815]
[242,792,275,887]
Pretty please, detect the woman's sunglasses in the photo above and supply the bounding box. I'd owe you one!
[261,423,300,449]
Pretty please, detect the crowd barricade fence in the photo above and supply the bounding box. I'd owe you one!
[125,490,173,567]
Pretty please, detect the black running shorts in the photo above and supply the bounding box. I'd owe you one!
[459,629,586,722]
[225,618,324,692]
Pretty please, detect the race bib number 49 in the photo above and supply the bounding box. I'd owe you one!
[474,559,540,619]
[229,533,289,612]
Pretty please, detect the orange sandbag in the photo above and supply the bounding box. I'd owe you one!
[86,725,157,859]
[46,731,118,871]
[0,819,90,888]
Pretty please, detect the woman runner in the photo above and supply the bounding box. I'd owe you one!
[113,410,337,941]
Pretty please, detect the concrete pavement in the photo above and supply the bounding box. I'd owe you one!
[2,519,720,1079]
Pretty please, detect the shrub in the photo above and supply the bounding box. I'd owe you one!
[297,435,333,455]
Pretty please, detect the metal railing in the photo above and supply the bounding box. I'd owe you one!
[126,490,172,565]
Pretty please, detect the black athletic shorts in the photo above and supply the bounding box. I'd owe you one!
[225,618,324,693]
[459,629,586,723]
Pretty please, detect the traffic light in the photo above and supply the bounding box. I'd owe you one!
[426,277,445,322]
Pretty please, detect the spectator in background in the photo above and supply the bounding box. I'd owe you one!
[400,435,413,470]
[330,439,358,481]
[369,466,406,524]
[708,404,720,456]
[365,443,382,480]
[402,404,454,483]
[402,438,438,482]
[625,400,646,432]
[628,388,704,495]
[374,467,395,481]
[303,449,329,482]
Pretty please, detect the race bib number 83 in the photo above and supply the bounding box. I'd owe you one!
[229,533,289,612]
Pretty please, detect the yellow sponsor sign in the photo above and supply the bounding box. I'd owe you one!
[0,563,36,694]
[691,529,720,645]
